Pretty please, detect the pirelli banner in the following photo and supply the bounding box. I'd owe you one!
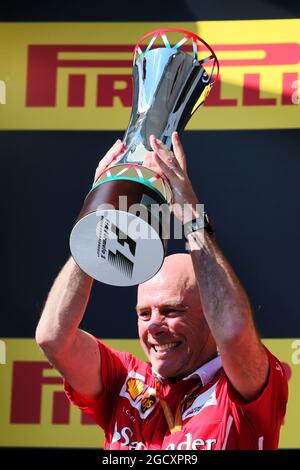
[0,338,299,449]
[0,20,299,130]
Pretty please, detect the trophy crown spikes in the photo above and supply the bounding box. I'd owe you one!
[133,27,219,85]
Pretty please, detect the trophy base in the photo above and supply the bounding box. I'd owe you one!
[70,178,170,286]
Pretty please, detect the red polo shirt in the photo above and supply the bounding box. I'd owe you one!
[64,339,288,450]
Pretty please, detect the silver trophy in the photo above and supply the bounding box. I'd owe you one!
[70,28,219,286]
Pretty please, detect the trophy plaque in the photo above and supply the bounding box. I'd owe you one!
[70,28,219,286]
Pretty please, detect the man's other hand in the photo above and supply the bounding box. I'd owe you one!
[144,132,201,223]
[93,139,126,185]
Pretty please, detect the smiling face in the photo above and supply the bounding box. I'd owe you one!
[136,254,216,379]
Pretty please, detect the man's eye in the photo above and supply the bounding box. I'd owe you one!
[138,312,150,319]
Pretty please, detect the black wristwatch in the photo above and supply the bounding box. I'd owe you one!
[184,212,215,237]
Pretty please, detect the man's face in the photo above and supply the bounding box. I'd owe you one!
[136,255,214,379]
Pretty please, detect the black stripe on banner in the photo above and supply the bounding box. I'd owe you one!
[0,0,298,21]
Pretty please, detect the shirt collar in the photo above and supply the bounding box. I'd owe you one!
[182,355,222,386]
[152,354,222,386]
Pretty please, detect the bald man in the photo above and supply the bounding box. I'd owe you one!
[137,254,217,382]
[36,133,288,450]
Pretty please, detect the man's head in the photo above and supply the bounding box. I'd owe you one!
[136,253,217,380]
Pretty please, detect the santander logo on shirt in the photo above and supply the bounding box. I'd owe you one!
[165,433,217,450]
[110,421,217,450]
[111,421,147,450]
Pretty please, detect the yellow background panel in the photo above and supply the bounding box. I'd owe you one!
[0,20,299,130]
[0,338,299,448]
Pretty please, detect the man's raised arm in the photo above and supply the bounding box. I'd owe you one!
[147,132,269,401]
[36,138,125,399]
[35,258,102,398]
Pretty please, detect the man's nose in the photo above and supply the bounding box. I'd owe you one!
[147,310,168,337]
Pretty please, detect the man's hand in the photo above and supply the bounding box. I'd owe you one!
[93,139,126,184]
[143,132,201,223]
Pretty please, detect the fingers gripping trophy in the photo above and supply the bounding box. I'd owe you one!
[70,28,219,286]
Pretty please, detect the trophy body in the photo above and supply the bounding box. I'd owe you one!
[70,29,218,286]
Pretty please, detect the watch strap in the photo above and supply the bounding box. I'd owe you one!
[184,213,215,237]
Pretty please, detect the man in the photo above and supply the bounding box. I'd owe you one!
[36,132,288,450]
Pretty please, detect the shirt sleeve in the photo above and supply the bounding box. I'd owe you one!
[64,339,131,430]
[226,347,288,441]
